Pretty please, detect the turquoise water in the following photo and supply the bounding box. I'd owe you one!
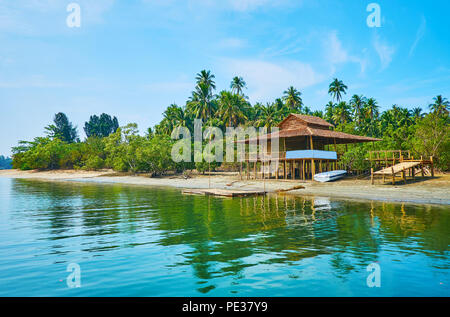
[0,177,448,297]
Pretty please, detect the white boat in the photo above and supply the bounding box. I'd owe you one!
[313,170,347,182]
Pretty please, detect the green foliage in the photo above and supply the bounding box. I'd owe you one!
[84,113,119,138]
[45,112,79,143]
[10,72,450,173]
[0,155,12,169]
[340,145,370,172]
[411,112,449,170]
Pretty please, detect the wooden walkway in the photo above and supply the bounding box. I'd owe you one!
[182,188,266,197]
[371,157,434,185]
[373,161,421,175]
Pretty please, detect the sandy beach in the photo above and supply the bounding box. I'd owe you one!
[0,169,449,205]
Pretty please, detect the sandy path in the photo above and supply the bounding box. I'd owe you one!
[1,169,449,205]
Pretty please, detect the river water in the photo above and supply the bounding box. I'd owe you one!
[0,178,448,296]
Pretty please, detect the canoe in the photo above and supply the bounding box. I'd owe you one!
[313,170,347,182]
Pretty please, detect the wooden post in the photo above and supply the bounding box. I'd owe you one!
[391,166,395,185]
[239,161,243,180]
[254,161,257,179]
[291,161,294,180]
[430,156,434,177]
[275,160,279,179]
[371,168,374,185]
[262,160,265,179]
[333,138,337,170]
[283,160,287,179]
[310,135,315,177]
[402,167,406,184]
[247,160,250,180]
[302,160,305,180]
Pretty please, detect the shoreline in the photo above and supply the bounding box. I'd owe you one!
[1,169,449,206]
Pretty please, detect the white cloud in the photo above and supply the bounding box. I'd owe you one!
[220,58,324,102]
[373,34,396,70]
[216,37,247,49]
[409,16,426,57]
[323,31,367,74]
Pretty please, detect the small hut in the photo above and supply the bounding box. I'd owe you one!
[241,114,381,180]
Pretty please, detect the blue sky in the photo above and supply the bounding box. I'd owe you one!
[1,0,449,155]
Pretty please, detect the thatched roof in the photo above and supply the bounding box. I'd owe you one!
[258,127,381,144]
[238,114,381,145]
[278,114,334,129]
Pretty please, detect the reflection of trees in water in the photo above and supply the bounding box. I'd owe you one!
[10,179,450,289]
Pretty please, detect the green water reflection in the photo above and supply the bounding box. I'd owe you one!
[0,178,448,296]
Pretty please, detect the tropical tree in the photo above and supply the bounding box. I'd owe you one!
[45,112,79,143]
[187,82,216,123]
[195,70,216,92]
[411,107,424,121]
[349,94,366,127]
[84,113,119,138]
[283,86,303,112]
[364,98,379,136]
[328,78,348,102]
[230,76,246,96]
[217,91,247,127]
[332,101,351,125]
[429,95,449,116]
[324,101,335,125]
[254,103,281,132]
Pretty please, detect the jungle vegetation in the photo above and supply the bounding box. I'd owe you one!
[11,71,450,174]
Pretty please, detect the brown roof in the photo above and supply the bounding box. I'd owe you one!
[239,126,381,144]
[278,113,334,129]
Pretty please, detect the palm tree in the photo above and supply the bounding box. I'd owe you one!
[349,94,366,127]
[217,91,247,127]
[411,107,424,121]
[364,98,379,136]
[187,82,216,123]
[324,101,335,124]
[230,76,246,96]
[328,78,348,102]
[283,86,303,112]
[195,70,216,92]
[332,101,351,125]
[255,103,281,132]
[429,95,449,116]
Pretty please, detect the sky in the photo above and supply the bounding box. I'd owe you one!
[1,0,449,155]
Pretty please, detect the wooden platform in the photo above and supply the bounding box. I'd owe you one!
[182,188,267,197]
[371,157,434,185]
[373,161,421,175]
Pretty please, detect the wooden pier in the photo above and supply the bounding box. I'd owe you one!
[182,188,267,197]
[371,156,434,185]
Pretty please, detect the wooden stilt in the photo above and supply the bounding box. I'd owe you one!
[430,156,434,177]
[247,160,250,180]
[371,168,374,185]
[391,166,395,185]
[302,160,305,180]
[291,161,295,180]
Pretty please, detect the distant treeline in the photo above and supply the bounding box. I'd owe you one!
[11,70,450,173]
[0,156,12,170]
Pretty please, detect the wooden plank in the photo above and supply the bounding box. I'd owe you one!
[182,188,266,197]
